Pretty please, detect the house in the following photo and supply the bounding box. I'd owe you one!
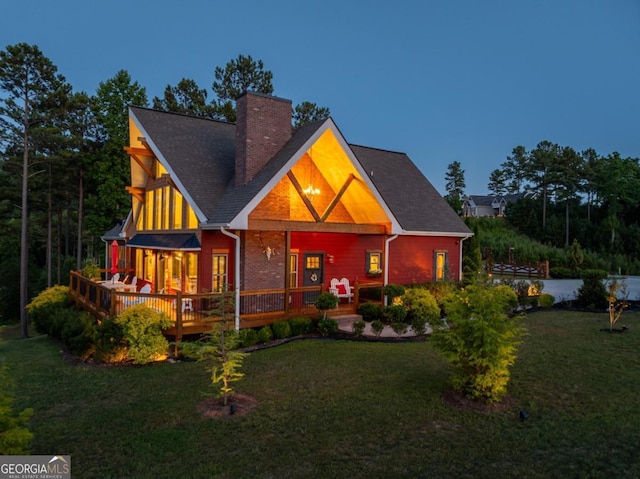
[114,92,471,326]
[462,194,523,217]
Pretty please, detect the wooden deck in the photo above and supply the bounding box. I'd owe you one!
[69,271,381,341]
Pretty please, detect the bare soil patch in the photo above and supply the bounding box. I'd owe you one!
[197,393,258,419]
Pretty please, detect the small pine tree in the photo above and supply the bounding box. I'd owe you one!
[180,288,246,406]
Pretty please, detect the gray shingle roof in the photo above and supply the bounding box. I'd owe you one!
[129,107,470,236]
[350,145,471,234]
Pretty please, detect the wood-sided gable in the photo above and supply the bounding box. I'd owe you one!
[232,119,402,234]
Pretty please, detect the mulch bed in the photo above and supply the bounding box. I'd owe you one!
[197,393,259,419]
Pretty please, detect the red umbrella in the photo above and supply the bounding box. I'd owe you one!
[110,240,119,275]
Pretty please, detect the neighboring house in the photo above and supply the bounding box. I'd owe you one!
[118,92,471,314]
[462,193,523,217]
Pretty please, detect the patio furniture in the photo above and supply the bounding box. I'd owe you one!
[329,277,354,302]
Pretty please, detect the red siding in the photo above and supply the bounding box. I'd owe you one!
[388,236,461,284]
[291,232,385,288]
[200,231,236,291]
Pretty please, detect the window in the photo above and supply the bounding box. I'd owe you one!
[434,251,448,281]
[306,255,320,270]
[212,253,228,293]
[139,186,198,231]
[365,251,383,277]
[288,254,298,288]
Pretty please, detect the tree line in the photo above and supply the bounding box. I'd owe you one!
[445,141,640,274]
[0,43,330,331]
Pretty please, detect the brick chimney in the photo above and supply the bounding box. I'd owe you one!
[235,92,292,186]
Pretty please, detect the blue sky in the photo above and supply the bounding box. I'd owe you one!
[2,0,639,195]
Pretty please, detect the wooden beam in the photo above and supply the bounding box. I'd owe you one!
[126,186,145,202]
[123,146,152,156]
[130,153,155,179]
[287,172,322,222]
[248,218,387,234]
[321,173,355,222]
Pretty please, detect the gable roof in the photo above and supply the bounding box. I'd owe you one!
[129,106,470,236]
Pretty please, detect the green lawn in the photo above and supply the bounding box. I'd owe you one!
[2,310,640,478]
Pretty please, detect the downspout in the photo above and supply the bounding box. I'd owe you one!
[220,227,241,331]
[384,234,399,306]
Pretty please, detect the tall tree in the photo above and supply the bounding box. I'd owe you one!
[487,168,507,197]
[86,70,147,255]
[502,146,529,194]
[580,148,600,222]
[152,78,215,118]
[292,101,330,127]
[527,140,559,230]
[0,43,67,337]
[444,161,466,214]
[553,146,583,246]
[211,54,274,122]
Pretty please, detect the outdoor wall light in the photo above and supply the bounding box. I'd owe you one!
[327,254,335,264]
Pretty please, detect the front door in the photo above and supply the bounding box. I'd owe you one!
[303,252,324,304]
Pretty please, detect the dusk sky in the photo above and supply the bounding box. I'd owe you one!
[2,0,639,195]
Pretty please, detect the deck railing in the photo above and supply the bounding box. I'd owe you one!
[69,271,369,342]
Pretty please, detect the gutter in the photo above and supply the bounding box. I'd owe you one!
[220,227,241,331]
[458,233,473,280]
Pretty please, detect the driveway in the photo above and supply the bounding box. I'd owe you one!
[541,276,640,301]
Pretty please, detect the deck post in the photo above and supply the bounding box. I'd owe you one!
[175,291,183,353]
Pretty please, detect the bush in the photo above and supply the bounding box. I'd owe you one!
[317,317,338,336]
[315,292,339,319]
[411,316,428,336]
[238,328,258,348]
[550,266,575,279]
[0,363,33,454]
[383,284,405,301]
[115,305,172,364]
[256,326,273,344]
[93,318,127,363]
[272,320,292,339]
[575,269,608,309]
[538,293,555,309]
[370,319,385,337]
[382,304,407,323]
[289,317,313,336]
[390,322,408,337]
[352,320,366,337]
[61,311,96,359]
[431,285,524,403]
[402,288,440,324]
[26,285,70,335]
[358,302,381,322]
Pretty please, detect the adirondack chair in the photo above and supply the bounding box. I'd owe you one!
[329,277,354,302]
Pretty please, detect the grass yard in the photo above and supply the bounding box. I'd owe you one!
[1,310,640,478]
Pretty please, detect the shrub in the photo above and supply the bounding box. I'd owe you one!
[272,320,292,339]
[81,258,101,280]
[61,311,96,359]
[352,320,366,337]
[383,284,405,302]
[575,269,608,309]
[382,304,407,323]
[115,304,172,364]
[289,317,313,336]
[358,302,381,322]
[431,285,525,403]
[390,322,408,337]
[411,316,428,336]
[317,317,338,336]
[256,326,273,344]
[402,288,440,324]
[0,363,33,454]
[538,293,555,309]
[370,319,385,337]
[238,328,258,348]
[93,318,127,363]
[420,281,459,309]
[26,285,70,335]
[550,266,575,279]
[315,292,339,319]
